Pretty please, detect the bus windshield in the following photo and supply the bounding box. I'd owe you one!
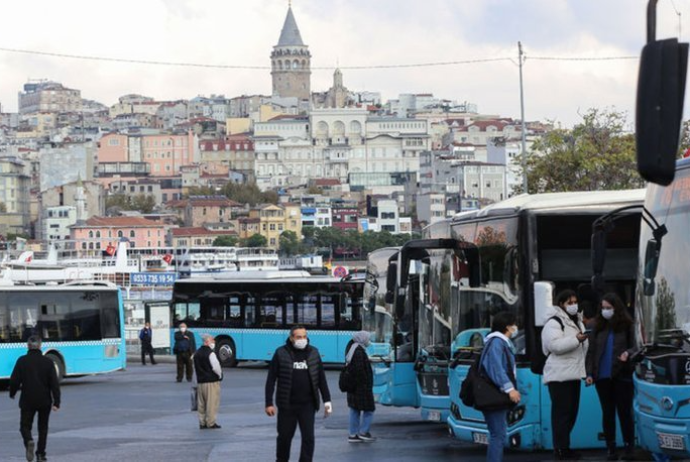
[363,248,397,355]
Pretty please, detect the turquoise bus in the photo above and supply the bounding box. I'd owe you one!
[0,281,126,381]
[629,158,690,458]
[170,271,364,366]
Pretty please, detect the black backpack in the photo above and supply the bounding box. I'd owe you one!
[532,316,565,375]
[339,346,358,393]
[459,337,515,408]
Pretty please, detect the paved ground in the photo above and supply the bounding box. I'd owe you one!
[0,361,650,461]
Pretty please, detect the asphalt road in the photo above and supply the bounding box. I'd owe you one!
[0,362,646,462]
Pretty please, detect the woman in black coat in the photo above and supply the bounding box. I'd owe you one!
[585,293,636,461]
[345,331,376,443]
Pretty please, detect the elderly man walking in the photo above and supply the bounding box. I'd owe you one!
[194,334,223,429]
[9,336,61,462]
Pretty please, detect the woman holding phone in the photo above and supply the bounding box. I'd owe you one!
[585,293,636,461]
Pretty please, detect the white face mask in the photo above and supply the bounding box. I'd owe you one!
[293,338,308,350]
[601,308,614,320]
[508,325,518,337]
[180,327,187,333]
[565,304,579,316]
[209,343,216,350]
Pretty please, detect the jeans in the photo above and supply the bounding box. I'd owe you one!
[20,407,51,456]
[547,380,581,450]
[277,403,315,462]
[594,378,635,446]
[348,408,374,436]
[482,409,508,462]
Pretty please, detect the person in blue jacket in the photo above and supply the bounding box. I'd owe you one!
[480,311,521,462]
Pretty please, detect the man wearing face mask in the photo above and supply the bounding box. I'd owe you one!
[585,293,637,460]
[194,334,223,429]
[173,323,196,383]
[542,289,589,461]
[265,325,332,462]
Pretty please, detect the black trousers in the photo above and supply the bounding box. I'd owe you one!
[20,407,51,456]
[141,344,156,365]
[548,380,581,450]
[276,403,316,462]
[595,378,635,445]
[176,351,193,381]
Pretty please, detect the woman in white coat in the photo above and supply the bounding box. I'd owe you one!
[542,289,588,461]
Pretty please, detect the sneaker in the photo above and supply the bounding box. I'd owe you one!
[199,424,207,429]
[36,455,47,462]
[26,440,35,461]
[358,433,377,442]
[348,435,363,443]
[207,423,221,429]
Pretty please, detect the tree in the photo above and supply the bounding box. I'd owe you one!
[105,194,157,214]
[0,202,6,213]
[130,195,156,214]
[654,278,677,341]
[242,233,268,247]
[213,235,238,247]
[279,230,303,256]
[518,108,644,194]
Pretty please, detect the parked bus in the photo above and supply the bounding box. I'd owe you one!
[0,281,126,381]
[629,159,690,458]
[170,271,364,365]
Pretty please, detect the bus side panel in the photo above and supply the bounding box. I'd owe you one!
[379,363,420,408]
[309,330,341,363]
[369,342,392,402]
[1,348,26,379]
[417,366,450,423]
[539,380,614,450]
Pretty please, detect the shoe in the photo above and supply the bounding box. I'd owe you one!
[621,444,635,461]
[26,440,34,461]
[606,441,618,461]
[187,378,193,382]
[199,424,207,429]
[554,449,581,460]
[176,379,182,383]
[36,455,47,462]
[152,362,157,365]
[142,363,146,366]
[348,435,363,443]
[207,424,221,429]
[358,432,377,442]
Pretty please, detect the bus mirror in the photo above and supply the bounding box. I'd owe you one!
[636,37,688,186]
[534,281,554,326]
[463,247,481,288]
[643,239,660,296]
[592,228,607,275]
[385,261,397,304]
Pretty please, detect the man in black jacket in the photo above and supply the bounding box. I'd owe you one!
[173,323,196,382]
[265,325,332,462]
[193,334,223,429]
[9,336,61,462]
[139,322,156,365]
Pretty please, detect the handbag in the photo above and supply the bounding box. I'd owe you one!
[190,386,198,412]
[471,338,515,411]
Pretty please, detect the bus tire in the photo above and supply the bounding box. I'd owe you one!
[45,353,65,383]
[216,338,237,368]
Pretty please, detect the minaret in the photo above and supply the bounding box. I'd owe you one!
[75,175,86,222]
[271,5,311,100]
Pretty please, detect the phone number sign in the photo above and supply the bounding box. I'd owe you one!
[130,272,177,286]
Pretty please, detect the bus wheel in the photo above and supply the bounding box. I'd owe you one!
[216,339,237,368]
[45,353,65,382]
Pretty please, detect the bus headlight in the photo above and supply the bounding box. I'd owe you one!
[507,405,525,425]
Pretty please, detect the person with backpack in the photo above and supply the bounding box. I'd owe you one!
[542,289,589,461]
[343,331,376,443]
[479,311,521,462]
[585,293,637,461]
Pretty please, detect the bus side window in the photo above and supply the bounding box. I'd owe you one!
[260,293,284,328]
[98,292,121,338]
[228,294,243,327]
[72,293,102,340]
[0,304,8,343]
[296,293,318,327]
[320,293,336,328]
[245,296,256,327]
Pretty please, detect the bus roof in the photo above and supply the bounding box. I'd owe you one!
[175,270,357,285]
[0,281,118,291]
[452,189,646,221]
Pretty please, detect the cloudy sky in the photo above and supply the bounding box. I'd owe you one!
[0,0,686,126]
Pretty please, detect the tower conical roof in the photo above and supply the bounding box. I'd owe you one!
[277,7,305,47]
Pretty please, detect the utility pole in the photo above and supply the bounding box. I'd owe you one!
[518,41,528,194]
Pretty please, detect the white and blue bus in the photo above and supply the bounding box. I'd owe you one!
[631,158,690,458]
[170,271,364,366]
[0,281,126,381]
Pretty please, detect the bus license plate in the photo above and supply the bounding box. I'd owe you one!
[657,432,685,451]
[472,432,489,445]
[427,410,441,421]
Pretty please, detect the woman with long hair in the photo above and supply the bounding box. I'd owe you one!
[585,293,636,460]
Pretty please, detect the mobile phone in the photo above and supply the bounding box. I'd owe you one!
[584,328,592,335]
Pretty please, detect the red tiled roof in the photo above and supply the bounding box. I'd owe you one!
[239,217,260,224]
[79,216,165,228]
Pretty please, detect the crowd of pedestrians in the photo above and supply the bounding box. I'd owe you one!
[8,291,643,462]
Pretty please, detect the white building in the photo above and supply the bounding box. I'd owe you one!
[416,192,446,225]
[364,117,430,177]
[42,205,77,241]
[487,138,524,197]
[310,108,368,180]
[377,199,399,234]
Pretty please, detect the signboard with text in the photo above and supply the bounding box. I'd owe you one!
[130,272,177,286]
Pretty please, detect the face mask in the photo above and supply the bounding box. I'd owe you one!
[601,308,614,320]
[209,343,216,350]
[509,325,518,337]
[294,339,308,350]
[565,304,579,316]
[180,327,187,333]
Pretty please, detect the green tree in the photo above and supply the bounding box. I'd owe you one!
[0,202,7,213]
[213,235,238,247]
[518,108,644,194]
[279,230,303,256]
[106,194,157,214]
[654,278,677,340]
[130,195,156,213]
[242,233,268,247]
